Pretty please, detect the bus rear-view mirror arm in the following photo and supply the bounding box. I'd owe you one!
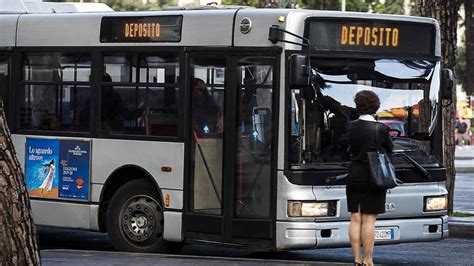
[268,25,312,88]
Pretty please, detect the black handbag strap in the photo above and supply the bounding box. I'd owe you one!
[374,122,381,152]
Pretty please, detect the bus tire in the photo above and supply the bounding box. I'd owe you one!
[106,178,183,253]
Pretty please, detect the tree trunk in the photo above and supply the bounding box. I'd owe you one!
[0,104,41,265]
[418,0,462,213]
[467,0,474,95]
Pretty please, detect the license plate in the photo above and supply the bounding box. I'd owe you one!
[375,228,395,240]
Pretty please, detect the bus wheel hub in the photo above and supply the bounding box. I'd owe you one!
[121,195,161,243]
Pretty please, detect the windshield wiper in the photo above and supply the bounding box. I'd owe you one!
[395,153,433,180]
[325,173,348,184]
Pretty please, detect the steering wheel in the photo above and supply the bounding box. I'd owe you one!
[388,129,401,140]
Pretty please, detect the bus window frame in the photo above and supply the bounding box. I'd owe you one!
[283,50,444,184]
[15,47,93,138]
[13,47,186,143]
[99,48,184,141]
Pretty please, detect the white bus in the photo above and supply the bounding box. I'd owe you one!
[0,0,453,253]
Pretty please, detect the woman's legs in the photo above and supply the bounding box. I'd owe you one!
[349,210,363,263]
[361,213,377,266]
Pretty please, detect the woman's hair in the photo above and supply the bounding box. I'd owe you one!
[354,90,380,115]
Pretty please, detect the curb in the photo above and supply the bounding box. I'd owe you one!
[454,167,474,173]
[454,157,474,160]
[448,223,474,239]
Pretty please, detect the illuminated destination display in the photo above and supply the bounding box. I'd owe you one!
[340,26,399,47]
[306,19,436,57]
[100,16,182,43]
[124,22,161,38]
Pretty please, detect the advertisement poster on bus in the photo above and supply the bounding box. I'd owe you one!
[25,138,91,200]
[58,140,90,200]
[25,138,60,199]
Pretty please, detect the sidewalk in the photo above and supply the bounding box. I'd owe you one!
[454,145,474,173]
[450,145,474,238]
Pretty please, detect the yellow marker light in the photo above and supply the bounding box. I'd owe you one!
[165,194,170,207]
[424,195,447,211]
[161,166,172,172]
[278,16,285,23]
[288,202,302,217]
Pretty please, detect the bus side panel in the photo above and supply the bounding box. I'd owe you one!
[16,11,236,47]
[12,135,184,230]
[0,14,19,47]
[91,138,184,203]
[30,200,91,229]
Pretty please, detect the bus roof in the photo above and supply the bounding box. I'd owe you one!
[0,8,440,57]
[0,0,113,14]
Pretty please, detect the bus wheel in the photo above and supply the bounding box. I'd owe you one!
[106,179,182,253]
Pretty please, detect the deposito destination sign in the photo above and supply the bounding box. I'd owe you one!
[340,25,399,47]
[100,15,183,43]
[306,19,436,57]
[25,138,90,200]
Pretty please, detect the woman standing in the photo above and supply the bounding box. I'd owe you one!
[346,90,393,266]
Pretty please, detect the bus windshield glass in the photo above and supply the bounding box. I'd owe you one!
[289,58,441,170]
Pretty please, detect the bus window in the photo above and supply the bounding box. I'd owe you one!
[20,52,91,132]
[235,57,274,218]
[102,53,179,136]
[289,59,440,167]
[190,56,225,215]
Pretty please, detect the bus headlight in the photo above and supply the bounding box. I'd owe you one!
[424,195,447,212]
[288,201,336,217]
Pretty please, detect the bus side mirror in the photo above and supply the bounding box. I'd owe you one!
[289,54,310,88]
[441,68,455,100]
[268,25,283,44]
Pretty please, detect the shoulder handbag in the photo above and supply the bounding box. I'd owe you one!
[367,123,398,189]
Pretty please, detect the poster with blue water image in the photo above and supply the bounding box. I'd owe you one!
[25,138,60,199]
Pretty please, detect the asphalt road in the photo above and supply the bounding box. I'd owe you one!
[38,226,474,265]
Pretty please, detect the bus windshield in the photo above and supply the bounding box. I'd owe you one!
[289,58,441,169]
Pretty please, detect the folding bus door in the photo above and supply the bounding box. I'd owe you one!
[184,52,277,248]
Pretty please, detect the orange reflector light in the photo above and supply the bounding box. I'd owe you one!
[161,166,172,172]
[165,194,170,207]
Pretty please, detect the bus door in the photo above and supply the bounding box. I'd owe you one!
[185,53,277,248]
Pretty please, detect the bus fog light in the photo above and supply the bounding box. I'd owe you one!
[302,202,328,216]
[288,201,336,217]
[424,195,447,211]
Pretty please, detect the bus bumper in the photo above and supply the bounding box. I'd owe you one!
[276,215,449,250]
